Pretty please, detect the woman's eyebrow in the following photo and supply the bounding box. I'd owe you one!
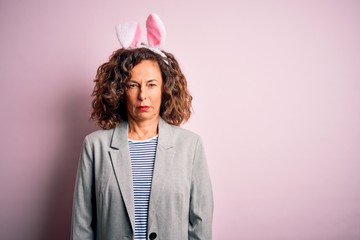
[147,79,158,83]
[127,79,139,83]
[127,79,159,83]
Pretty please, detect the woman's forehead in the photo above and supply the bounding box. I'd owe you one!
[130,60,162,79]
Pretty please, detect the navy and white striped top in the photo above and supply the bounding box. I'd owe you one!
[128,136,158,240]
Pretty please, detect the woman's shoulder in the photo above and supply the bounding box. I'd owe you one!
[164,122,202,143]
[83,127,115,143]
[170,124,199,137]
[162,124,206,153]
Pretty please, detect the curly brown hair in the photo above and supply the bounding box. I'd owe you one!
[91,47,193,129]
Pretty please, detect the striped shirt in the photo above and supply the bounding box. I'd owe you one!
[128,136,158,240]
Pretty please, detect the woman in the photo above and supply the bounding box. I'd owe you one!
[71,14,213,240]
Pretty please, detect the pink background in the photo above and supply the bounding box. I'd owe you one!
[1,0,360,239]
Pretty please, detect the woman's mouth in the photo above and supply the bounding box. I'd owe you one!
[137,106,150,111]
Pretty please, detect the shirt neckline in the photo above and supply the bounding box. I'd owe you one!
[128,135,158,143]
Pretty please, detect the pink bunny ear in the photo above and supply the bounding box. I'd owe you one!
[146,13,166,47]
[115,22,141,48]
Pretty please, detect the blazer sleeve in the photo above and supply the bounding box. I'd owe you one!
[188,137,214,240]
[71,136,96,240]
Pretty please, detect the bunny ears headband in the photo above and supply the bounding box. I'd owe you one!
[115,13,167,61]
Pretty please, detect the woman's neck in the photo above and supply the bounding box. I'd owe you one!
[127,117,159,140]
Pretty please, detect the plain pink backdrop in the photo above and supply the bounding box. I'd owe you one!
[1,0,360,239]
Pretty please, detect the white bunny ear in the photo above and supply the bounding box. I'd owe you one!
[115,22,141,48]
[146,13,166,47]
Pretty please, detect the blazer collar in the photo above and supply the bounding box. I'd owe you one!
[110,117,174,149]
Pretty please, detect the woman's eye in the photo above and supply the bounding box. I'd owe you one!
[149,83,157,87]
[127,84,139,89]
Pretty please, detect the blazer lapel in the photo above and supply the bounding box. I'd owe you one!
[148,118,175,229]
[109,121,135,231]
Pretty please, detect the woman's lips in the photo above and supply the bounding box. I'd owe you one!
[137,106,150,111]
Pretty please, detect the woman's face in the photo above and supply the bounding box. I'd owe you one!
[125,60,163,123]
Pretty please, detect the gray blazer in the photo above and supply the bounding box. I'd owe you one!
[71,118,213,239]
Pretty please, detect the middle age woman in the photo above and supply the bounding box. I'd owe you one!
[71,14,213,240]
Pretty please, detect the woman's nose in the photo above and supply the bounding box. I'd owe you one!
[138,86,148,100]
